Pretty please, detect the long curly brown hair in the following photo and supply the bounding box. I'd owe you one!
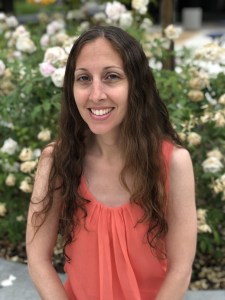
[31,26,182,259]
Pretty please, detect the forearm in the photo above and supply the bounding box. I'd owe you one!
[155,268,192,300]
[28,260,68,300]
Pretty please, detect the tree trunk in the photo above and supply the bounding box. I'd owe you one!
[161,0,175,70]
[1,0,14,13]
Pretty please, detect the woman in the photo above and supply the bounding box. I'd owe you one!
[26,25,197,300]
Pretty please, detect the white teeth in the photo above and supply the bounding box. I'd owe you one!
[90,108,113,116]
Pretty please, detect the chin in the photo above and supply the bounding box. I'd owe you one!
[87,124,120,136]
[88,128,111,135]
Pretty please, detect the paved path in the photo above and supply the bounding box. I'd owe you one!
[1,259,225,300]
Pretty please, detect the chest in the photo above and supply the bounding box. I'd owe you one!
[83,158,132,207]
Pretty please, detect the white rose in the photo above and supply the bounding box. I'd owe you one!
[200,112,212,124]
[139,6,148,14]
[47,20,65,36]
[197,208,212,233]
[77,21,90,33]
[202,157,223,173]
[164,24,182,40]
[66,10,81,20]
[178,132,186,142]
[195,43,225,63]
[187,132,201,147]
[119,12,133,29]
[0,60,6,76]
[52,32,69,46]
[5,174,16,186]
[207,149,223,161]
[213,174,225,194]
[19,64,26,79]
[20,161,37,173]
[51,68,65,88]
[218,94,225,105]
[13,51,23,59]
[4,31,12,40]
[0,138,18,155]
[33,148,41,158]
[197,208,207,221]
[214,111,225,127]
[37,129,51,141]
[198,224,212,233]
[189,77,209,90]
[0,12,6,21]
[43,46,68,67]
[16,215,24,222]
[39,62,56,77]
[105,1,126,21]
[0,203,7,217]
[93,12,107,23]
[2,161,19,172]
[47,22,58,36]
[16,36,37,54]
[187,90,204,102]
[220,174,225,185]
[213,179,224,194]
[63,36,77,54]
[6,16,18,28]
[3,68,12,79]
[149,59,162,69]
[19,177,33,193]
[222,191,225,201]
[159,37,172,51]
[140,17,153,32]
[12,25,30,40]
[132,0,149,14]
[19,147,33,161]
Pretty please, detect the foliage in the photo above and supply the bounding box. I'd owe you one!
[14,0,57,15]
[0,0,225,285]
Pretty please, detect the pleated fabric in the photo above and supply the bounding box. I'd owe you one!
[64,140,173,300]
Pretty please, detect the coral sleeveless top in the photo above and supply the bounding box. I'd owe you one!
[64,141,173,300]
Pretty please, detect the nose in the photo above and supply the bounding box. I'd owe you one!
[89,79,107,102]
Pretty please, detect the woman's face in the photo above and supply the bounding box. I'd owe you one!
[73,38,129,137]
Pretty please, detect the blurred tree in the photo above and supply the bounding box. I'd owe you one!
[161,0,174,70]
[0,0,14,13]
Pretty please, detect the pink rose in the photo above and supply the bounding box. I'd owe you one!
[40,34,50,48]
[39,62,56,77]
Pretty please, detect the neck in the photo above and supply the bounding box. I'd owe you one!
[87,131,123,162]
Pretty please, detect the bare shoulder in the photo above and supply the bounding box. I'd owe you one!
[171,146,192,164]
[34,144,56,185]
[37,143,55,168]
[32,143,57,203]
[40,143,55,159]
[169,145,195,201]
[170,146,193,175]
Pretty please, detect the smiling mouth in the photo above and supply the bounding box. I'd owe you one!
[89,108,114,116]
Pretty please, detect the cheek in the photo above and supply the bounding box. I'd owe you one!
[74,85,90,98]
[74,89,84,107]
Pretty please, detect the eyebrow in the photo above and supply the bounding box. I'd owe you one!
[74,66,124,72]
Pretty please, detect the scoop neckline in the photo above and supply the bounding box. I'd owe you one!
[80,175,131,210]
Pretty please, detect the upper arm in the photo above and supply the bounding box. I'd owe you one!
[166,146,197,272]
[26,145,62,262]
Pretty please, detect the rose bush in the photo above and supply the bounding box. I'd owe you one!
[0,0,225,289]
